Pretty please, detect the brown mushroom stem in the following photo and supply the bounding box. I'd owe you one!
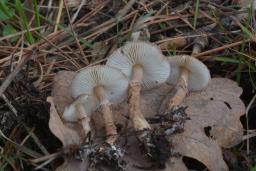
[94,86,117,145]
[129,65,151,136]
[192,44,201,55]
[75,103,91,139]
[166,67,189,111]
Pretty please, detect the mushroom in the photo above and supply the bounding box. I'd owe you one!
[70,65,128,145]
[166,55,210,110]
[106,41,170,139]
[63,94,96,140]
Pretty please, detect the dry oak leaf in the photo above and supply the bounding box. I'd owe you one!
[47,97,80,146]
[181,78,245,148]
[115,78,244,170]
[52,71,76,115]
[48,96,89,171]
[50,70,245,171]
[55,159,89,171]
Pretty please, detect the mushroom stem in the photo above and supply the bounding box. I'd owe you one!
[166,67,189,111]
[129,65,151,134]
[70,95,91,140]
[75,103,91,139]
[94,86,117,145]
[192,44,201,55]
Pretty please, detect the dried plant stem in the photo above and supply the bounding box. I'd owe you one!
[54,0,63,32]
[63,0,89,65]
[128,65,151,138]
[95,86,117,145]
[1,94,18,116]
[193,39,251,58]
[0,50,33,96]
[30,151,62,163]
[166,68,189,111]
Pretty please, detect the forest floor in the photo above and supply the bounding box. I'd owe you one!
[0,0,256,170]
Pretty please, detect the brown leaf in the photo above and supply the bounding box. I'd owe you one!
[182,78,245,148]
[171,121,228,170]
[51,72,245,170]
[55,159,89,171]
[113,78,244,170]
[52,71,76,115]
[47,97,80,146]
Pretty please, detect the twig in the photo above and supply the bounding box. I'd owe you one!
[193,39,251,59]
[246,93,256,155]
[71,0,87,23]
[0,49,34,96]
[54,0,64,32]
[0,26,44,42]
[63,0,89,65]
[116,0,137,21]
[30,151,62,163]
[0,94,18,116]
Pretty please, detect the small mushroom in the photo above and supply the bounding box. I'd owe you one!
[166,55,210,110]
[70,65,128,145]
[63,94,95,140]
[106,41,170,139]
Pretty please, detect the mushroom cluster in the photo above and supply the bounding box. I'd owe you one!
[62,41,211,162]
[63,65,128,145]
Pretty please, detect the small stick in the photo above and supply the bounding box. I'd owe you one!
[63,0,89,65]
[30,151,62,163]
[193,39,251,58]
[54,0,64,32]
[246,93,256,154]
[1,94,18,116]
[71,0,87,23]
[0,50,34,96]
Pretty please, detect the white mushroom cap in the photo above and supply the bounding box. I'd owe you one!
[71,65,129,104]
[62,94,96,122]
[167,55,211,91]
[106,41,170,89]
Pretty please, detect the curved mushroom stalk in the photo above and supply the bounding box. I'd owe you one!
[63,95,92,141]
[129,65,151,134]
[192,32,209,55]
[166,55,210,111]
[94,86,117,145]
[167,68,189,110]
[166,34,210,110]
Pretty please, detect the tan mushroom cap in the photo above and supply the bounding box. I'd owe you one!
[167,55,211,91]
[71,65,129,105]
[106,41,170,89]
